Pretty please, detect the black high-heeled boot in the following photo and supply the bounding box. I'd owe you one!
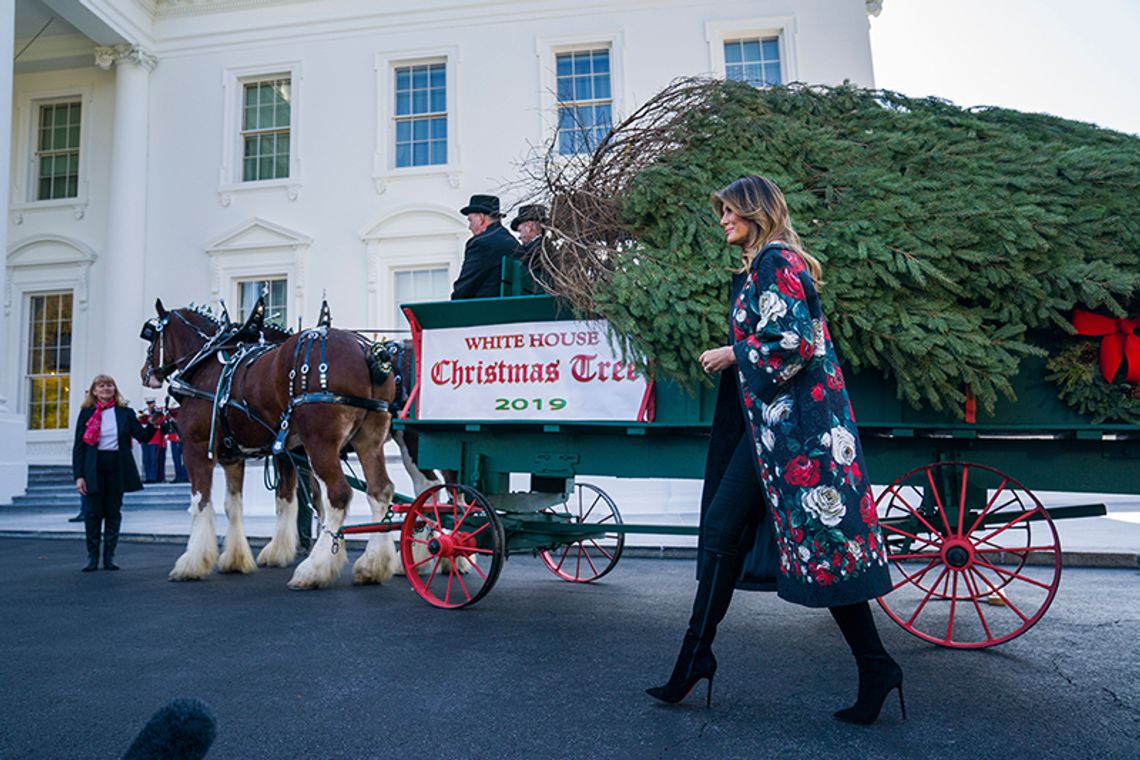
[647,550,738,707]
[82,515,101,572]
[834,654,905,725]
[830,602,906,725]
[103,513,121,570]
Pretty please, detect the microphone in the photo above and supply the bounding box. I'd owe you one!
[122,698,216,760]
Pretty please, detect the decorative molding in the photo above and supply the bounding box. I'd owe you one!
[94,44,158,72]
[5,233,98,314]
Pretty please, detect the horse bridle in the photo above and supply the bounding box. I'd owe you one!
[140,310,220,386]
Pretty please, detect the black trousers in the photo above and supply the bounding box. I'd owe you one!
[85,451,125,557]
[702,435,765,557]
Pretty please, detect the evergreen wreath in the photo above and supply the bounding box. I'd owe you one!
[1045,310,1140,424]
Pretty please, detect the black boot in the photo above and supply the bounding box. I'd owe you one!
[103,514,121,571]
[83,516,101,572]
[830,602,905,724]
[646,550,739,707]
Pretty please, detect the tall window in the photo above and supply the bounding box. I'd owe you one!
[556,49,612,155]
[26,293,73,430]
[394,268,449,326]
[394,62,447,168]
[725,37,781,87]
[241,76,291,182]
[35,101,81,200]
[238,278,288,329]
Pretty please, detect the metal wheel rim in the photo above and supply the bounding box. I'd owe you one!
[399,484,505,609]
[539,482,624,583]
[876,461,1062,649]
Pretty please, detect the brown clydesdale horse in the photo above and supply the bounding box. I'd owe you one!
[140,299,401,589]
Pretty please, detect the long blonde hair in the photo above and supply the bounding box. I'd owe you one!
[80,374,127,409]
[712,175,823,286]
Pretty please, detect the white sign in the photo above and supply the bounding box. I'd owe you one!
[417,320,649,421]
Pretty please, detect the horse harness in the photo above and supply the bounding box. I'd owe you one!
[148,314,392,461]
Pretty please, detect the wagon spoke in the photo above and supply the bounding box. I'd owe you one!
[968,567,1030,623]
[888,551,942,561]
[974,545,1058,555]
[925,468,954,536]
[452,566,472,601]
[408,554,434,572]
[956,465,970,537]
[965,477,1012,535]
[444,565,456,605]
[946,572,960,642]
[974,558,1053,591]
[580,545,600,576]
[881,523,942,550]
[580,495,603,522]
[974,509,1039,546]
[465,556,489,582]
[890,558,940,591]
[550,545,570,571]
[907,566,949,626]
[424,557,442,589]
[961,569,994,641]
[587,538,615,561]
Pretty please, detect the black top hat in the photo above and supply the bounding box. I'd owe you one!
[460,194,503,217]
[510,204,549,231]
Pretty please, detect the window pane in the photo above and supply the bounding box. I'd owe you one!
[396,68,411,91]
[430,117,447,139]
[413,119,428,140]
[430,141,447,164]
[26,292,73,430]
[764,63,782,86]
[430,89,446,113]
[396,91,411,115]
[396,144,411,167]
[556,54,572,76]
[762,38,780,61]
[725,41,742,64]
[413,142,428,165]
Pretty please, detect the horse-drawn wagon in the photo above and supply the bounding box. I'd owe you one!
[343,271,1137,651]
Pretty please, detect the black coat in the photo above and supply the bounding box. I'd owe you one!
[72,406,153,494]
[450,222,520,300]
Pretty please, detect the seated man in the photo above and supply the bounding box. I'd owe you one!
[451,194,520,300]
[510,204,550,293]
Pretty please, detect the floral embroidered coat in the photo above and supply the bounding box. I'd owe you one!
[700,242,892,608]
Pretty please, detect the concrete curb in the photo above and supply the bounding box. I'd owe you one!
[4,531,1138,569]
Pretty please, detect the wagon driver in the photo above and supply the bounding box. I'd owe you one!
[450,194,521,300]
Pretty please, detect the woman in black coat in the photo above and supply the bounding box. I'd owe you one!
[646,176,904,725]
[73,374,155,571]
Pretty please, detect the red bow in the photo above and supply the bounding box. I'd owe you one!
[1072,310,1140,384]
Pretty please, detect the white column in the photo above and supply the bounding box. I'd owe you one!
[0,1,28,503]
[95,44,156,403]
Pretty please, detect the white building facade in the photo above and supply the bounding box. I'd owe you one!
[2,0,878,501]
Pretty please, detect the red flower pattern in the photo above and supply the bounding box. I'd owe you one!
[784,455,821,487]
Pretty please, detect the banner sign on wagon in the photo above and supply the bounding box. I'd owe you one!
[417,320,648,421]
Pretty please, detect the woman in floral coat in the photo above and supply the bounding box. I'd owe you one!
[647,176,904,725]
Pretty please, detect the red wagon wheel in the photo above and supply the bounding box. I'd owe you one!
[876,461,1062,649]
[399,484,504,609]
[539,482,624,583]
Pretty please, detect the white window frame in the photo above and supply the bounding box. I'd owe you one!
[705,17,798,85]
[218,62,303,206]
[373,47,460,194]
[205,218,311,330]
[10,86,93,218]
[536,33,624,159]
[360,205,467,328]
[4,235,96,460]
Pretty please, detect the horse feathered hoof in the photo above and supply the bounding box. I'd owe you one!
[256,540,296,568]
[169,549,217,581]
[217,548,257,574]
[287,544,347,589]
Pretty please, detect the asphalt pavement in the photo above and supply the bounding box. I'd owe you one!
[1,537,1138,759]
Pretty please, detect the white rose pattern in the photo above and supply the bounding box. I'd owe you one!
[755,291,787,328]
[829,425,857,466]
[802,486,846,527]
